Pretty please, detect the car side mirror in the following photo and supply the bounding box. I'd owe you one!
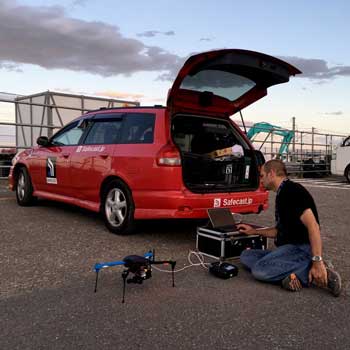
[37,136,50,146]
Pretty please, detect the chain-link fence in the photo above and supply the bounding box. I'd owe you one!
[241,122,346,177]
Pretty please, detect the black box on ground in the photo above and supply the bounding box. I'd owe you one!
[196,225,267,260]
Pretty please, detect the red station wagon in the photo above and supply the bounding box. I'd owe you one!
[9,49,301,234]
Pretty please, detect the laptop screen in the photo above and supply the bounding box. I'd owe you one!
[207,208,236,228]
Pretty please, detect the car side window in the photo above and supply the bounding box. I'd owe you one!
[51,121,86,146]
[120,113,155,144]
[83,119,122,145]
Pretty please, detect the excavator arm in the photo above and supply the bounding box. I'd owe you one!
[247,122,294,156]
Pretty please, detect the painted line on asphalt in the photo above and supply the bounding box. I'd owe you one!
[299,184,350,190]
[296,179,347,185]
[299,182,348,187]
[0,197,14,201]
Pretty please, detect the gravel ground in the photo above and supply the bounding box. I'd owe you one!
[0,179,349,350]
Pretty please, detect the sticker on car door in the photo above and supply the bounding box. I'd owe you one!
[214,197,253,207]
[46,157,57,184]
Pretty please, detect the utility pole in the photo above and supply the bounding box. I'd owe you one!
[292,116,296,161]
[311,127,315,161]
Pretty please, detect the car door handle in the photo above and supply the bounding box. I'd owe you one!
[100,153,109,159]
[62,153,70,158]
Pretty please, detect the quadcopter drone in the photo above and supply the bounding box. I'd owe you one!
[93,250,176,303]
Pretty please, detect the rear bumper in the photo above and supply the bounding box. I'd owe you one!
[133,189,269,219]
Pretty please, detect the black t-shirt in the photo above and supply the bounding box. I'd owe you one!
[275,179,319,246]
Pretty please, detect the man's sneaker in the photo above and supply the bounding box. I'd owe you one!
[281,273,302,292]
[326,267,342,297]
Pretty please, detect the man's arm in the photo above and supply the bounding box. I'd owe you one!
[237,224,277,238]
[300,208,327,287]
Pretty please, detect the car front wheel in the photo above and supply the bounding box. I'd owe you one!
[16,167,36,206]
[345,164,350,183]
[102,180,136,234]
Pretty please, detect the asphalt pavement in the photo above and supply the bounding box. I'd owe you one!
[1,179,349,350]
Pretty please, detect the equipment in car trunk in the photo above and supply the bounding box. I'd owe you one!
[183,153,253,186]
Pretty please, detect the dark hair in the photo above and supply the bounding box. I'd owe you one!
[263,159,287,177]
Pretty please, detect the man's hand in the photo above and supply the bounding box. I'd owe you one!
[237,224,257,236]
[309,261,327,287]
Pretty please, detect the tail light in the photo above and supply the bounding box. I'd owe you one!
[156,142,181,166]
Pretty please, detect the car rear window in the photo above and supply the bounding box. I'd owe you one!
[82,113,156,145]
[84,119,122,145]
[119,113,155,144]
[180,69,256,102]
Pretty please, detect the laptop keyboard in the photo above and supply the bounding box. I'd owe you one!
[216,225,239,233]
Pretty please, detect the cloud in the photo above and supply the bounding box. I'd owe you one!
[94,90,145,100]
[0,1,181,77]
[156,72,177,81]
[278,56,350,80]
[1,2,349,85]
[176,51,350,84]
[54,87,149,102]
[71,0,88,6]
[93,90,166,104]
[136,30,175,38]
[199,38,213,42]
[323,111,343,116]
[0,61,23,73]
[54,87,144,100]
[53,87,165,106]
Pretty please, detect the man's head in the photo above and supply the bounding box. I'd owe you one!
[260,159,287,191]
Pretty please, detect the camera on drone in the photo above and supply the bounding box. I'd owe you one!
[93,250,176,303]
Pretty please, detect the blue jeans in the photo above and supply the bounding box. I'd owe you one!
[240,244,312,286]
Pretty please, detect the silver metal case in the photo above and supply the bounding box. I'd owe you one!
[196,226,267,260]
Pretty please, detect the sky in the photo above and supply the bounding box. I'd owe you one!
[1,0,350,146]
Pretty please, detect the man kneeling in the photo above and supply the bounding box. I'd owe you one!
[237,159,341,296]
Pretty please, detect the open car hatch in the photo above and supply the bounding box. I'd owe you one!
[167,49,301,117]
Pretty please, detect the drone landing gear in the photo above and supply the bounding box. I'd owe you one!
[121,270,129,304]
[93,251,176,303]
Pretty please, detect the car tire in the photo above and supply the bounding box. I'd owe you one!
[16,167,36,206]
[102,179,136,235]
[345,164,350,183]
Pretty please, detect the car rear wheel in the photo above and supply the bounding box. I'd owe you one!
[16,167,36,206]
[345,164,350,183]
[102,180,135,234]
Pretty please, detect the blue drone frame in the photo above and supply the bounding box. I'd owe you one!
[93,250,176,303]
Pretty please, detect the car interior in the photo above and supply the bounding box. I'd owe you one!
[172,115,259,193]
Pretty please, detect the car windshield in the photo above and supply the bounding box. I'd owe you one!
[180,69,256,101]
